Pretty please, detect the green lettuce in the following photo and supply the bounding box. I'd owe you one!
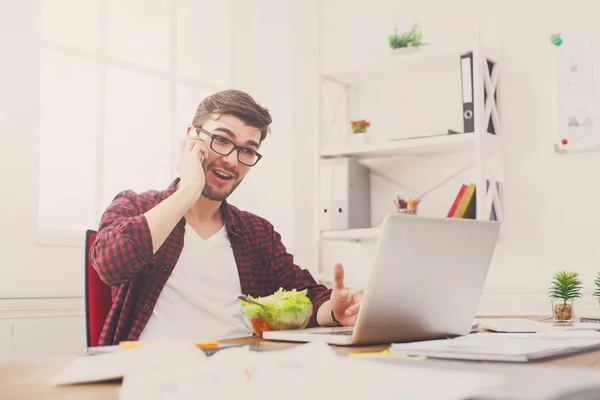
[240,288,312,318]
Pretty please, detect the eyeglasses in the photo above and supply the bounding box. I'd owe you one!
[195,126,263,167]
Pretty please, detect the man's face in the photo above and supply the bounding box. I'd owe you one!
[196,114,261,201]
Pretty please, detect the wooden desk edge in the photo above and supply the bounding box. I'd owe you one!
[3,315,600,399]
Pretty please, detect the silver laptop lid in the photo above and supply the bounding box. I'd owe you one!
[353,213,500,344]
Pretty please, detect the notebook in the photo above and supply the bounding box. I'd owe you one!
[475,318,550,333]
[389,331,600,363]
[476,318,600,333]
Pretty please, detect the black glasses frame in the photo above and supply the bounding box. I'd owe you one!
[195,126,262,166]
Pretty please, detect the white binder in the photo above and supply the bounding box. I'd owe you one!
[320,157,370,231]
[460,52,474,133]
[332,158,350,230]
[319,159,333,231]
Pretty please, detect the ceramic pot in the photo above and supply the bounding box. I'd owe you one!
[347,133,369,146]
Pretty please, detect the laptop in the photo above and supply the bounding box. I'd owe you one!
[263,213,501,346]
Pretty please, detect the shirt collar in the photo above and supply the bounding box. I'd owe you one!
[161,178,247,240]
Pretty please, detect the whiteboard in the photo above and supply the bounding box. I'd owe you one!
[553,33,600,152]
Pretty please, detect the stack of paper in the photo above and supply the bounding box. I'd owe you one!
[118,342,506,400]
[51,341,507,399]
[51,342,206,385]
[390,331,600,362]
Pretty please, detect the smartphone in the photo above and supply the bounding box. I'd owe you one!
[187,126,205,162]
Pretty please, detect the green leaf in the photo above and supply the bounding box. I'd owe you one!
[593,272,600,298]
[548,270,583,301]
[239,287,312,320]
[388,23,423,49]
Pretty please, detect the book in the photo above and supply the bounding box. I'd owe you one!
[453,183,476,219]
[447,184,467,217]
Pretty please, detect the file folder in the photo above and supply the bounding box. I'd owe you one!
[319,159,334,231]
[460,52,474,133]
[331,157,371,230]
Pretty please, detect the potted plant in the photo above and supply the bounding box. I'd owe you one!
[388,23,423,53]
[348,119,370,145]
[594,272,600,307]
[548,270,583,322]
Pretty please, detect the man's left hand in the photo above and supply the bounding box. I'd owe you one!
[329,263,364,326]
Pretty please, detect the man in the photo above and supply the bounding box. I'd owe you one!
[90,89,363,345]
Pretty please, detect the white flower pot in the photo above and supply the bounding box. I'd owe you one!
[348,133,369,146]
[390,46,422,56]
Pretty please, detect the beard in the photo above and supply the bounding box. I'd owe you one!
[201,162,243,201]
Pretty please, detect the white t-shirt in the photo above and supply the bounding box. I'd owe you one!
[138,223,253,341]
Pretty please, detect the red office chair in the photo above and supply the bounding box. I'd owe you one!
[85,229,112,347]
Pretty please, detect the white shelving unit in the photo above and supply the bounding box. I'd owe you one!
[320,132,476,159]
[316,41,505,279]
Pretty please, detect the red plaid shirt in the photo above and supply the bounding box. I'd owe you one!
[89,178,331,345]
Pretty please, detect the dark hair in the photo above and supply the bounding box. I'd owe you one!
[193,89,272,143]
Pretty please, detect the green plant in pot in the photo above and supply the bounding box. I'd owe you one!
[388,23,423,49]
[594,272,600,307]
[548,271,582,322]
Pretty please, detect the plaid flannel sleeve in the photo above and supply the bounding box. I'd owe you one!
[89,191,154,286]
[268,225,332,328]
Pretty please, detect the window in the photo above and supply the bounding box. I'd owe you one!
[38,0,232,236]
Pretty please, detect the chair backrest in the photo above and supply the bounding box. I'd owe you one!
[85,229,112,347]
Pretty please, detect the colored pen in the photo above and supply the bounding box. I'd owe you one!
[118,340,219,349]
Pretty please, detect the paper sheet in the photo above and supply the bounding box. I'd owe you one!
[477,318,600,333]
[553,33,600,152]
[51,342,206,386]
[118,342,506,400]
[391,331,600,362]
[476,318,550,333]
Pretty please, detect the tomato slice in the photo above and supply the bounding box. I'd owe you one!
[250,317,271,336]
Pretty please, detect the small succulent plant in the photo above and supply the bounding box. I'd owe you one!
[594,272,600,299]
[549,271,582,321]
[549,271,583,302]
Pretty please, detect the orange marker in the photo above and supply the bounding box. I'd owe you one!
[118,340,219,349]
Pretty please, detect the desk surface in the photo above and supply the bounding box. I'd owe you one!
[3,316,600,400]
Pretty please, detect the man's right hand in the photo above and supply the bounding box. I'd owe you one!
[177,132,209,194]
[144,131,209,254]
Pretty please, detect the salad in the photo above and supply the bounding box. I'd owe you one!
[239,288,313,335]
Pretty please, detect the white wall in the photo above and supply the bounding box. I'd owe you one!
[317,0,600,316]
[229,0,320,276]
[291,0,321,275]
[0,0,44,295]
[229,0,295,253]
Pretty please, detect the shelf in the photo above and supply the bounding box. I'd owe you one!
[320,228,381,241]
[321,45,476,85]
[320,133,475,159]
[320,221,505,242]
